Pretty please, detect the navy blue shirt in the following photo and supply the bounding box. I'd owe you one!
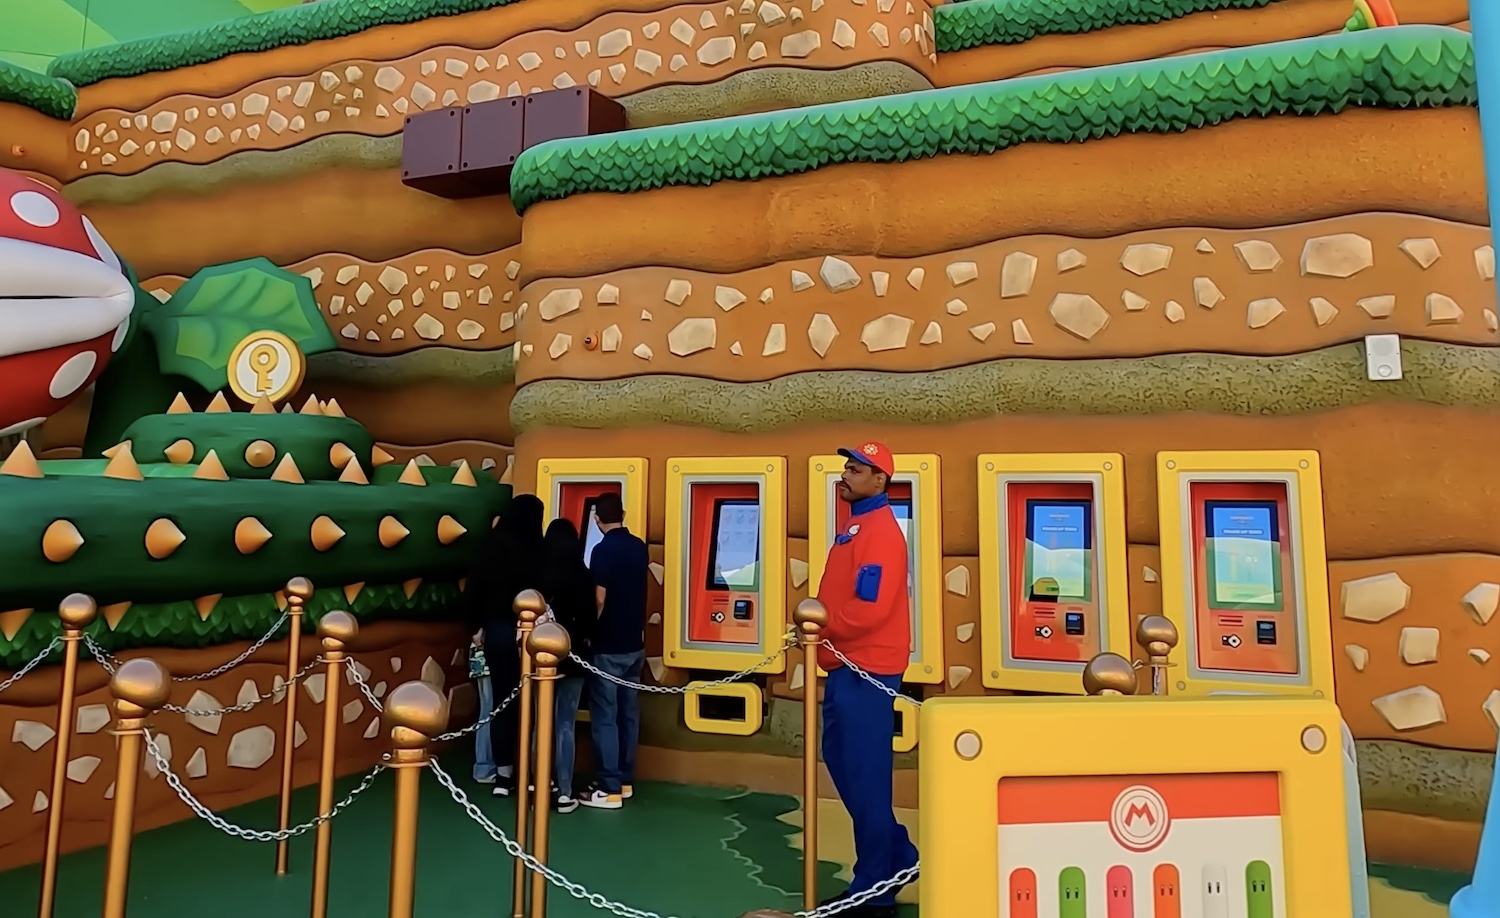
[588,527,649,655]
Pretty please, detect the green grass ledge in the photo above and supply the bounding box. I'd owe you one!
[0,61,77,120]
[507,25,1474,213]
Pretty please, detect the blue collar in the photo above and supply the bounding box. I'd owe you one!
[849,492,889,518]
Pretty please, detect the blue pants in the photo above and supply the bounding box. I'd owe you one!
[473,676,497,781]
[587,651,644,793]
[533,676,586,796]
[822,666,919,906]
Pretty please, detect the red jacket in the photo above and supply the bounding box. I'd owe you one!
[815,493,910,676]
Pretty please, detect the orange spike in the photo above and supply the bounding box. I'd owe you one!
[379,516,410,548]
[205,392,231,413]
[273,590,289,611]
[100,440,129,459]
[195,594,222,620]
[193,450,230,480]
[401,578,422,599]
[145,518,186,560]
[437,515,468,545]
[0,609,33,640]
[280,404,294,414]
[244,440,276,468]
[343,582,364,604]
[311,516,345,551]
[102,443,143,481]
[370,446,395,467]
[101,602,131,630]
[338,459,369,484]
[42,520,84,562]
[450,460,479,487]
[0,441,43,478]
[498,455,514,485]
[235,517,273,554]
[270,453,304,484]
[163,439,195,464]
[397,459,426,486]
[322,398,346,418]
[166,392,192,414]
[458,578,468,592]
[300,395,323,416]
[250,396,275,414]
[329,442,355,469]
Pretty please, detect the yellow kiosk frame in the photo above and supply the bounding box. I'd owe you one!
[535,457,649,537]
[806,453,944,686]
[664,456,789,675]
[1156,450,1335,700]
[977,453,1132,695]
[919,694,1354,917]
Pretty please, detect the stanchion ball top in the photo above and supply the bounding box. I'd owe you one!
[286,577,315,600]
[528,621,572,663]
[57,592,98,628]
[792,598,829,630]
[317,610,358,643]
[383,680,450,740]
[513,589,547,621]
[111,658,172,709]
[1135,614,1179,650]
[1082,653,1139,696]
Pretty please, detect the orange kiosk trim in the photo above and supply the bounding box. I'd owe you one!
[663,457,788,675]
[536,458,649,554]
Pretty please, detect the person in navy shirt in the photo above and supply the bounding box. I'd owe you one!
[579,491,649,810]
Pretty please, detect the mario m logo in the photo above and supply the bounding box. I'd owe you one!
[1109,785,1171,852]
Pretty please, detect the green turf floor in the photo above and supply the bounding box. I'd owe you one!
[0,751,910,917]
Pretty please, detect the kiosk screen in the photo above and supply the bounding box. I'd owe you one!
[581,497,606,566]
[1204,501,1283,611]
[707,499,762,592]
[1024,500,1092,602]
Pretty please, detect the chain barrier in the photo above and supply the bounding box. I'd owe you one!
[570,631,797,695]
[87,611,291,682]
[429,759,915,917]
[141,727,383,842]
[820,640,920,706]
[160,657,324,716]
[0,635,62,696]
[346,656,527,743]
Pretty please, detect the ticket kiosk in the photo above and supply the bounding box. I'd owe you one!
[1156,450,1335,699]
[665,456,788,679]
[978,454,1132,695]
[536,458,648,564]
[919,694,1355,917]
[807,453,944,685]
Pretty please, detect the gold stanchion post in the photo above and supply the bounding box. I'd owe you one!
[384,680,449,918]
[101,658,171,918]
[1135,615,1179,696]
[1082,653,1140,697]
[38,593,97,918]
[527,622,571,918]
[311,610,357,918]
[511,589,544,918]
[275,576,313,876]
[793,598,829,912]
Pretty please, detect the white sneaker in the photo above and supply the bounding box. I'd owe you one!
[577,788,623,810]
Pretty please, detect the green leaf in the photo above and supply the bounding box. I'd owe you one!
[141,257,337,392]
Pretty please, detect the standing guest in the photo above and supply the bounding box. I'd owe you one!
[813,443,919,918]
[538,518,595,813]
[578,491,649,810]
[465,493,546,797]
[469,640,497,785]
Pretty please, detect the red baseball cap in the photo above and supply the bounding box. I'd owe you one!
[838,441,895,477]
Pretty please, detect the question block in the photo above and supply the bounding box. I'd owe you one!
[918,694,1353,917]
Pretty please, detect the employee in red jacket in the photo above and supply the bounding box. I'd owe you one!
[815,441,919,918]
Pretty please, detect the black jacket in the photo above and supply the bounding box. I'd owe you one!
[543,562,595,678]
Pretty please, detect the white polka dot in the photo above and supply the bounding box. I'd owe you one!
[10,191,59,228]
[83,217,121,272]
[0,417,46,437]
[111,317,130,352]
[49,351,97,399]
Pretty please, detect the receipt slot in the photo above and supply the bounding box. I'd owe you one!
[1156,450,1335,699]
[536,458,648,564]
[664,457,788,675]
[808,454,944,686]
[978,454,1132,695]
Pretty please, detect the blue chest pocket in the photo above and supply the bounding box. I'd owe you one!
[855,564,883,602]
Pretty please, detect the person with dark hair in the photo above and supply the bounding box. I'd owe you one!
[578,490,649,810]
[538,517,595,813]
[465,492,545,798]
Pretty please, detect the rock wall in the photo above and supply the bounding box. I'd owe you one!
[0,620,468,873]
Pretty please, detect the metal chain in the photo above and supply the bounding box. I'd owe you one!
[346,657,386,712]
[141,728,383,841]
[86,610,291,682]
[569,632,796,694]
[159,657,323,716]
[429,759,914,918]
[819,640,920,706]
[346,657,527,743]
[0,636,62,695]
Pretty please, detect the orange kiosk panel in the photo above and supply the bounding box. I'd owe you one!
[536,458,648,564]
[1004,481,1101,666]
[664,457,788,675]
